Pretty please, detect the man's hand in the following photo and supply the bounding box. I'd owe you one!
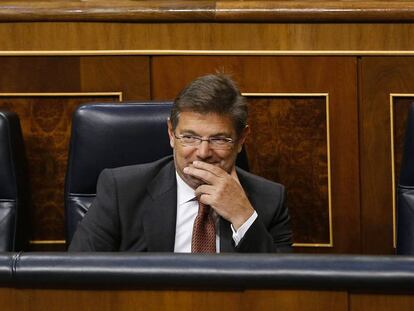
[183,161,255,230]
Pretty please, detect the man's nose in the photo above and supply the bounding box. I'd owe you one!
[196,140,212,159]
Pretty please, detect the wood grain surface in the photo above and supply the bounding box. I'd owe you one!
[0,288,350,311]
[3,287,414,311]
[3,22,414,51]
[247,96,330,244]
[0,95,120,241]
[0,56,150,244]
[351,293,414,311]
[359,57,414,254]
[1,1,414,22]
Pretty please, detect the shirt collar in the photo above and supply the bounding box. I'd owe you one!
[176,171,196,205]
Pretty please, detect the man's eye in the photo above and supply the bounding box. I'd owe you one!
[210,138,228,145]
[182,135,198,142]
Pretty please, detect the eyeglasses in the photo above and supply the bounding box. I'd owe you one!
[174,133,234,150]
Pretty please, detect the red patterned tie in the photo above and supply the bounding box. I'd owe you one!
[191,201,216,253]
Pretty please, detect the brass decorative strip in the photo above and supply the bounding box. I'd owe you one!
[29,240,66,245]
[389,94,414,249]
[390,94,396,249]
[3,50,414,57]
[293,242,333,248]
[0,92,123,100]
[243,93,333,248]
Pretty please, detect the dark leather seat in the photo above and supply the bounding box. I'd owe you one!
[64,102,249,246]
[397,103,414,254]
[0,110,29,251]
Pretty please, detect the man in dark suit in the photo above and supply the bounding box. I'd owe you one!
[69,74,292,253]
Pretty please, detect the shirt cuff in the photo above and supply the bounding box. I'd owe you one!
[231,211,258,246]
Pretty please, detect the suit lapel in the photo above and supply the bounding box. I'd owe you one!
[144,160,177,252]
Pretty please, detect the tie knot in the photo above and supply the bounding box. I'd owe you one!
[198,201,210,215]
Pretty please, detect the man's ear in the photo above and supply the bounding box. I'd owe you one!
[167,119,175,148]
[237,125,250,153]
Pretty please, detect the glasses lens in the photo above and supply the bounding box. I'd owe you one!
[209,138,232,149]
[176,134,233,149]
[180,136,199,145]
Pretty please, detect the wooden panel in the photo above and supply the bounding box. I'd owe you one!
[5,287,414,311]
[351,293,414,311]
[359,57,414,254]
[243,290,348,311]
[0,95,120,243]
[0,288,18,311]
[2,289,241,311]
[0,56,151,247]
[0,287,350,311]
[3,22,414,51]
[79,56,150,100]
[151,56,359,253]
[246,96,330,244]
[0,57,80,92]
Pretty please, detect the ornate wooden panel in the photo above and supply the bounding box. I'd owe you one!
[0,94,121,245]
[245,95,330,245]
[151,55,359,253]
[0,55,150,249]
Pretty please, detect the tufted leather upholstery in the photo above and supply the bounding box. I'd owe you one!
[0,110,29,251]
[64,102,249,245]
[397,103,414,254]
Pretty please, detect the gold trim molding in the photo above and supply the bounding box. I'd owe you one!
[243,93,333,248]
[29,240,66,245]
[0,92,123,101]
[2,50,414,57]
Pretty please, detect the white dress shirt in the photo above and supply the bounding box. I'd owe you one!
[173,172,258,253]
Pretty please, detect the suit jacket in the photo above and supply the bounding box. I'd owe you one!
[69,156,292,253]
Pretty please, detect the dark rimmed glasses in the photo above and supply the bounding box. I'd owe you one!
[174,133,234,150]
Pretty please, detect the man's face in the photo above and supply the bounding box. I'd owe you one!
[168,111,248,189]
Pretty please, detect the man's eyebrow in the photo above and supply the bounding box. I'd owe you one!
[179,130,198,135]
[209,132,232,138]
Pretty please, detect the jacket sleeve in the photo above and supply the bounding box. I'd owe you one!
[235,185,292,253]
[68,169,121,251]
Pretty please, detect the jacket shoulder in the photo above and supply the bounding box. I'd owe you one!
[104,155,174,183]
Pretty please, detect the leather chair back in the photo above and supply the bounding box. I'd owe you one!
[397,103,414,254]
[0,110,29,251]
[65,102,249,244]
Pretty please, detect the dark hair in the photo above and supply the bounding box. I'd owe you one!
[170,74,247,136]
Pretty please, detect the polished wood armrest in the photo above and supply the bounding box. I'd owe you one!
[1,1,414,22]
